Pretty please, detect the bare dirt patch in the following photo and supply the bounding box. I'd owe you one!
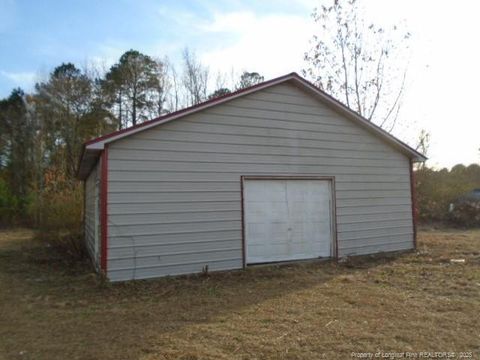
[0,228,479,359]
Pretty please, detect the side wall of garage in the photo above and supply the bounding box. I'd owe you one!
[85,159,101,268]
[105,82,414,281]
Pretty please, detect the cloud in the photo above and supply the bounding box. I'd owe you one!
[0,70,37,90]
[198,11,257,33]
[198,11,315,79]
[86,43,126,71]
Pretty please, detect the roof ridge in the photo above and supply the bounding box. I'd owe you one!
[77,71,425,180]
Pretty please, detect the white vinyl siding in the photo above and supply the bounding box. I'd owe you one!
[105,82,413,281]
[84,159,101,268]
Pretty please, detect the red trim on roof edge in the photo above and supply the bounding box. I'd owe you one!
[84,72,298,146]
[100,146,108,273]
[289,75,425,161]
[80,72,425,169]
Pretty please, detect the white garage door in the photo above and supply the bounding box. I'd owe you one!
[244,179,333,264]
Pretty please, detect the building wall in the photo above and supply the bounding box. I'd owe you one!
[105,82,414,281]
[85,159,101,268]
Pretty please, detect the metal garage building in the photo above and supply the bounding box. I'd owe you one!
[77,72,426,281]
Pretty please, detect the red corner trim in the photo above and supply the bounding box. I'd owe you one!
[409,159,418,249]
[100,145,109,272]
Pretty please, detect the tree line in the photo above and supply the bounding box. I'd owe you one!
[0,48,264,228]
[1,0,421,232]
[416,164,480,226]
[3,0,476,235]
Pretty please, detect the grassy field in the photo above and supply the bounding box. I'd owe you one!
[0,229,479,360]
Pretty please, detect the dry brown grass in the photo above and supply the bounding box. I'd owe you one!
[0,228,479,359]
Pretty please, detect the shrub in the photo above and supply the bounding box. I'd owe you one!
[449,200,480,228]
[35,227,88,261]
[28,169,87,260]
[415,164,480,226]
[28,184,83,232]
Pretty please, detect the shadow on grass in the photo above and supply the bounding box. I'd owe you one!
[0,232,408,359]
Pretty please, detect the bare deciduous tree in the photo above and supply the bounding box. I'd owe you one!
[165,62,181,112]
[415,129,430,169]
[181,48,209,106]
[149,57,170,118]
[303,0,411,131]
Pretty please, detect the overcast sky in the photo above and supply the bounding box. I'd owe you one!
[1,0,478,168]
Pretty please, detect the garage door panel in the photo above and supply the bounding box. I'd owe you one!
[245,179,332,264]
[249,245,317,263]
[247,223,288,243]
[247,181,285,201]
